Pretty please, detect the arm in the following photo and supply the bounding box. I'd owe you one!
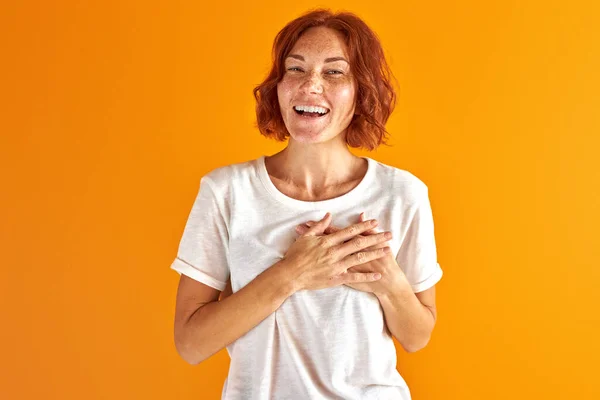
[375,275,437,353]
[377,185,441,352]
[174,260,294,365]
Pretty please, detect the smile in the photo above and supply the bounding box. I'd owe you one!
[294,108,330,118]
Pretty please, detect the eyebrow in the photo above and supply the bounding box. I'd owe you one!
[285,54,349,64]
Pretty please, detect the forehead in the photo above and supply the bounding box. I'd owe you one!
[288,27,349,58]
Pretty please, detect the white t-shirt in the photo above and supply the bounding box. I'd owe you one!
[171,155,443,400]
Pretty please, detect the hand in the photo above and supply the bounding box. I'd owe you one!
[296,213,400,296]
[280,212,393,293]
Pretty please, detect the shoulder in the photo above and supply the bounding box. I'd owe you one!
[201,157,257,193]
[371,158,429,204]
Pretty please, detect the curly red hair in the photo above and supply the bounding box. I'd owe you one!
[253,8,398,151]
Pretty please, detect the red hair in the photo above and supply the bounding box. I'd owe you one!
[253,8,398,151]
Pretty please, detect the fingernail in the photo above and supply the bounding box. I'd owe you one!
[373,273,382,279]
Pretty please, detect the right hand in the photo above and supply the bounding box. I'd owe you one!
[280,212,393,293]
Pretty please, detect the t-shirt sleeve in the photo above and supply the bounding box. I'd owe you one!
[170,176,230,291]
[395,187,443,293]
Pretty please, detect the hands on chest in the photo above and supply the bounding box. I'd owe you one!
[258,211,400,296]
[293,212,401,295]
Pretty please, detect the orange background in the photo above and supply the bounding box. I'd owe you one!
[1,1,599,399]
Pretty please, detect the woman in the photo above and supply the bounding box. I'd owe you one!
[171,8,443,400]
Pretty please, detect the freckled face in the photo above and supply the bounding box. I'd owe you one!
[277,26,357,144]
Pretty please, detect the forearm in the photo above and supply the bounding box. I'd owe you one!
[376,279,435,353]
[177,261,295,365]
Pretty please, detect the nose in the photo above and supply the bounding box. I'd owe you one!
[300,70,323,94]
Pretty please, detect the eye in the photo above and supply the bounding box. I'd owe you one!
[327,70,343,75]
[287,67,302,72]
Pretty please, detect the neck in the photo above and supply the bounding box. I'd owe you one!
[266,140,364,193]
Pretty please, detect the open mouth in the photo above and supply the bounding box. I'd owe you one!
[294,108,330,118]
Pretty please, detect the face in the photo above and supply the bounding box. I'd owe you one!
[277,26,357,144]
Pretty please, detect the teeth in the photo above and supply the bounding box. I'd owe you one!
[294,105,328,114]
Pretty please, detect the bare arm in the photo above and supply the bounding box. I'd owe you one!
[174,260,294,365]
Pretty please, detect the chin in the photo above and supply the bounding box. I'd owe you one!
[289,131,338,144]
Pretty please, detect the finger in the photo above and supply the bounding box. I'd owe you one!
[359,212,378,235]
[295,224,310,235]
[360,240,391,252]
[304,220,340,234]
[303,212,332,236]
[330,270,382,285]
[296,223,339,236]
[304,218,375,242]
[305,217,382,245]
[342,246,391,270]
[337,230,392,258]
[325,226,338,235]
[359,213,376,235]
[309,219,359,236]
[327,218,380,246]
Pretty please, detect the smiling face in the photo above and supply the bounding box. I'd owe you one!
[277,26,357,145]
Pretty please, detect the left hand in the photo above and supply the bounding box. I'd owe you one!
[295,213,405,296]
